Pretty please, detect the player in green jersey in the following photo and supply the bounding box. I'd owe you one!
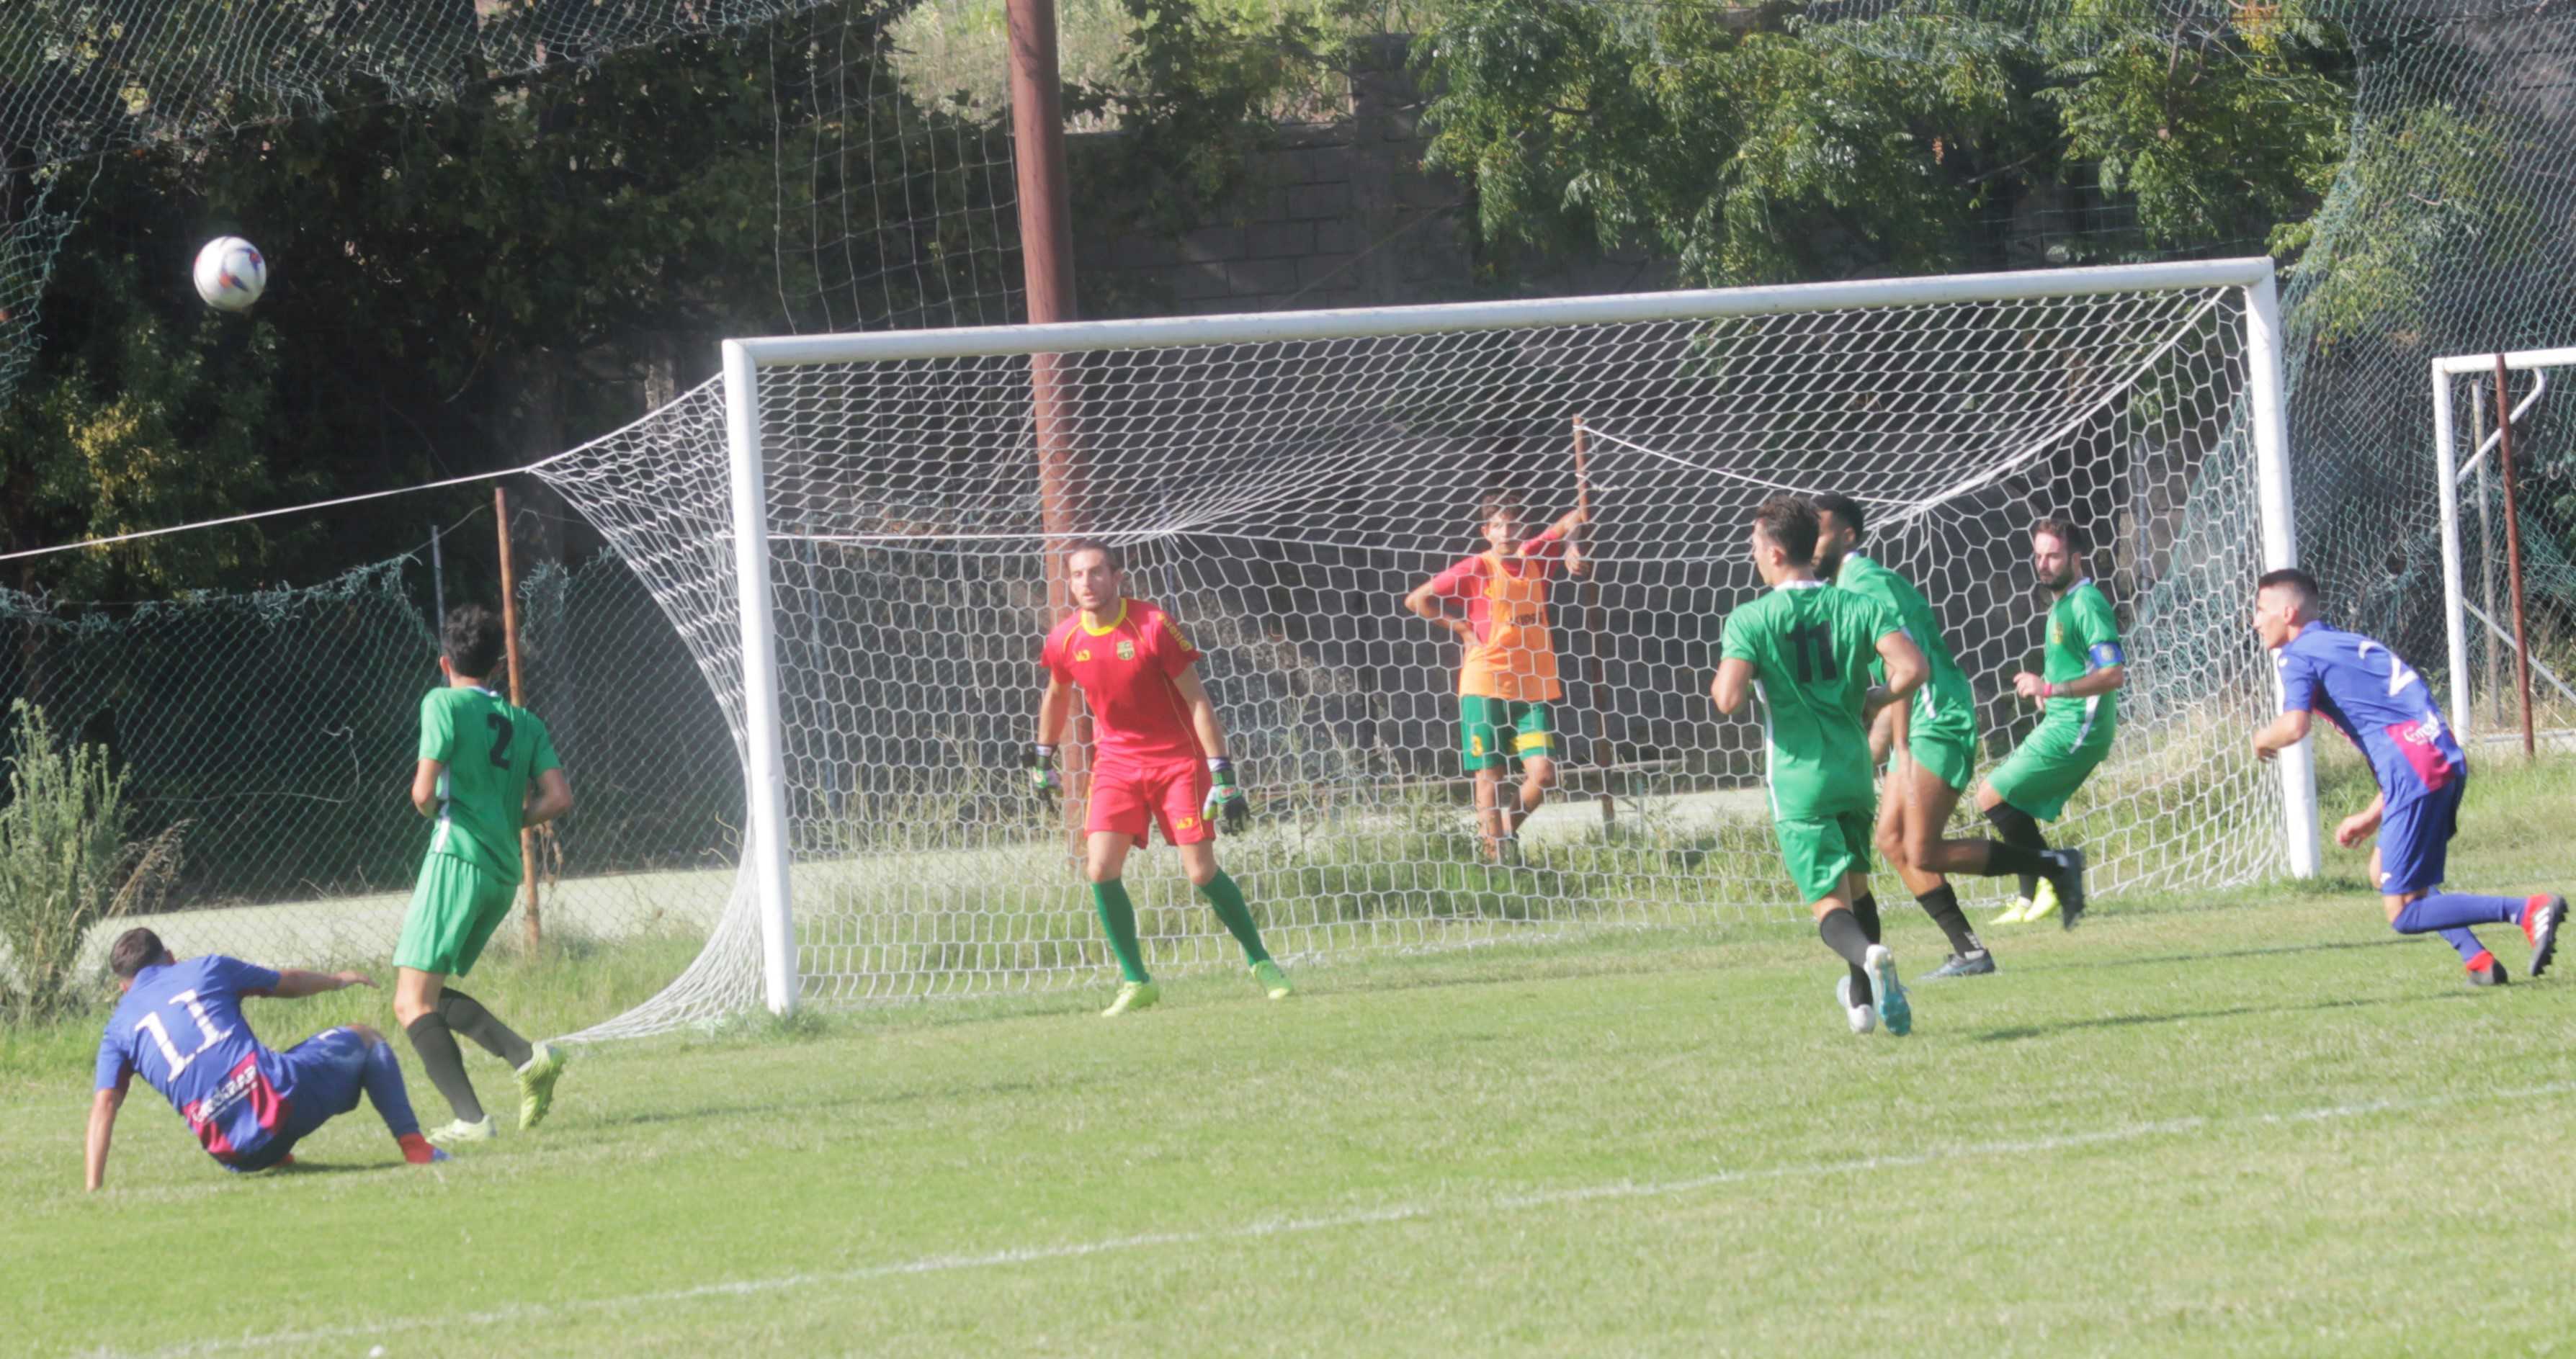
[391,605,576,1146]
[1980,516,2121,928]
[1713,497,1928,1036]
[1814,495,2089,983]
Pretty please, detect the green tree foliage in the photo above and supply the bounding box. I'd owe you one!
[1418,0,2353,285]
[0,701,177,1022]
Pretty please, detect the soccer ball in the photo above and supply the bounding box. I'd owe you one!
[192,236,266,312]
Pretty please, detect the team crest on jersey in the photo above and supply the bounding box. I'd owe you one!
[2050,624,2064,646]
[1179,814,1198,830]
[1075,648,1092,663]
[1117,640,1136,660]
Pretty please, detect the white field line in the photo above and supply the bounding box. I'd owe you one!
[96,1077,2576,1359]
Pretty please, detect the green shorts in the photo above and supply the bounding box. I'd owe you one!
[1986,717,2115,822]
[393,853,518,977]
[1461,696,1556,772]
[1905,712,1979,794]
[1774,810,1874,905]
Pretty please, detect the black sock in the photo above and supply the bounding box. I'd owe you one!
[1819,908,1874,970]
[1984,802,2049,899]
[1846,894,1882,1004]
[404,1014,485,1123]
[437,989,535,1069]
[1917,884,1982,956]
[1980,838,2050,881]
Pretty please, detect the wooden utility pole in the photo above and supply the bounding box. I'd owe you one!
[2492,356,2537,757]
[1010,0,1088,855]
[496,486,545,946]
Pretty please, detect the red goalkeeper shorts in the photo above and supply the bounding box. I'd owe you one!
[1088,757,1213,846]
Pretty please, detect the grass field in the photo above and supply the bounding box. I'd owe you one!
[5,761,2572,1356]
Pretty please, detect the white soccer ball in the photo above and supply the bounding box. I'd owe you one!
[192,236,267,312]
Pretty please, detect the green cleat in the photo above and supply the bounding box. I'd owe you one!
[1100,980,1161,1017]
[516,1041,568,1131]
[1864,944,1911,1037]
[1251,959,1294,1000]
[1993,896,2034,925]
[426,1115,496,1147]
[2021,878,2062,923]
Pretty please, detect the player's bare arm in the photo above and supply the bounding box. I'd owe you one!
[1871,630,1928,713]
[411,758,444,817]
[84,1077,128,1191]
[1711,656,1756,716]
[2337,790,2386,849]
[1402,578,1475,642]
[522,768,573,827]
[1171,666,1230,759]
[2013,663,2124,702]
[2251,708,2312,762]
[268,968,376,998]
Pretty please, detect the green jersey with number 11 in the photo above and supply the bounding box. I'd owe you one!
[419,686,560,883]
[1719,581,1901,820]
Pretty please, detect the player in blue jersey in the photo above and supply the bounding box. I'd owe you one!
[86,928,445,1190]
[2250,570,2565,985]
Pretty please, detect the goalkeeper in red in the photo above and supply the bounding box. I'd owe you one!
[1712,497,1928,1036]
[393,604,575,1147]
[2250,568,2564,985]
[1032,540,1292,1016]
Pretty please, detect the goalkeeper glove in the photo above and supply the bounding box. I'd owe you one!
[1203,757,1250,834]
[1028,745,1062,804]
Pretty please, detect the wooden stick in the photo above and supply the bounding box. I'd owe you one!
[1571,416,1615,831]
[2493,355,2537,757]
[496,486,545,948]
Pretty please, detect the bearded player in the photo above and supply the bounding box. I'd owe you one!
[1403,492,1589,864]
[2250,568,2564,985]
[1712,497,1928,1036]
[1814,493,2087,985]
[1980,516,2119,927]
[86,928,446,1189]
[1032,539,1292,1016]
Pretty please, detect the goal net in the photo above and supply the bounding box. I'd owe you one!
[540,259,2312,1038]
[2430,348,2576,741]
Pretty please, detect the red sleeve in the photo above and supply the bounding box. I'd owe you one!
[1039,627,1070,682]
[1520,529,1567,578]
[1151,610,1202,678]
[1426,554,1486,599]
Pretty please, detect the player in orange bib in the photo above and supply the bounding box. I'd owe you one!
[1032,539,1292,1016]
[1405,491,1589,861]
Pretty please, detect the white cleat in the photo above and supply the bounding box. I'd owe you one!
[1835,974,1877,1035]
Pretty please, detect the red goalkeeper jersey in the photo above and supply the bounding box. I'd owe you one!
[1041,598,1207,766]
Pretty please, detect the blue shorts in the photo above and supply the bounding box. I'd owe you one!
[2377,777,2466,897]
[226,1028,371,1172]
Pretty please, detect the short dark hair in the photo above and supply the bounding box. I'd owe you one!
[109,928,170,979]
[1064,538,1122,573]
[442,604,507,680]
[1811,492,1866,538]
[2259,568,2321,609]
[1753,495,1820,564]
[1477,491,1525,526]
[2031,515,2085,554]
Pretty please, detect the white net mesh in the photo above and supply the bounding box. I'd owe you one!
[2436,358,2576,740]
[541,268,2295,1039]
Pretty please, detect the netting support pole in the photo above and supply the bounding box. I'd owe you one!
[2246,272,2318,879]
[1011,0,1089,858]
[2433,368,2472,737]
[723,339,800,1017]
[496,488,543,950]
[2492,355,2537,757]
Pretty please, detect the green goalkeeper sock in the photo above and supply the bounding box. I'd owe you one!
[1091,880,1150,983]
[1199,870,1272,966]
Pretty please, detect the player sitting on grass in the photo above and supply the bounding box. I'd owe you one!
[1032,539,1292,1016]
[1712,496,1927,1036]
[86,927,445,1189]
[2249,568,2564,985]
[1815,493,2086,985]
[1403,492,1589,864]
[393,605,574,1147]
[1980,516,2115,928]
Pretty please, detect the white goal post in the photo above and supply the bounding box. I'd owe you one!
[555,255,2320,1030]
[2430,346,2576,743]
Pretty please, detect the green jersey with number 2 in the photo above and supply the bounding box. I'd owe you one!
[1719,582,1902,820]
[419,686,560,884]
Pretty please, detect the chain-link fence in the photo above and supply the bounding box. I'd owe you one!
[0,550,740,977]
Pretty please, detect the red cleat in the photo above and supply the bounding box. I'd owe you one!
[2521,894,2565,979]
[397,1134,449,1165]
[2466,951,2507,987]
